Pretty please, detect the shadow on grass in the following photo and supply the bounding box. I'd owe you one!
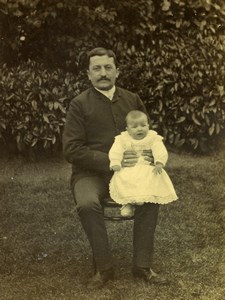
[0,152,224,300]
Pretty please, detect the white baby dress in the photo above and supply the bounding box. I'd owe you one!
[109,130,178,205]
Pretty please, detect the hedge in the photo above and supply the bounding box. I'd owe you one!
[0,0,225,153]
[118,31,225,152]
[0,58,224,154]
[0,61,78,152]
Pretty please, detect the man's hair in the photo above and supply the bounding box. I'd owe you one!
[86,47,118,69]
[126,110,149,124]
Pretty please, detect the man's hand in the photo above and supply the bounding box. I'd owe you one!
[153,162,164,175]
[121,150,138,167]
[142,149,154,165]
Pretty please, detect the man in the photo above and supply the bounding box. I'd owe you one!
[63,47,167,289]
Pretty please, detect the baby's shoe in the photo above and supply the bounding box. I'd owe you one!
[120,204,134,217]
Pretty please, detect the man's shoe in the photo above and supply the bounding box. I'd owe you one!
[132,266,169,285]
[86,268,115,289]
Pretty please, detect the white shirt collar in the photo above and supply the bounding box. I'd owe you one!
[95,86,116,100]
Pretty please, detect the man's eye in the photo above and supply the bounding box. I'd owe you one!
[93,67,100,71]
[106,66,113,70]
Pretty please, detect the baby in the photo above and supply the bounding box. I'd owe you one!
[109,110,178,217]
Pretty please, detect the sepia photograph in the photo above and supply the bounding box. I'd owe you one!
[0,1,225,299]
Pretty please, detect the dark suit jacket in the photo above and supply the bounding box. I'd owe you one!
[63,86,148,187]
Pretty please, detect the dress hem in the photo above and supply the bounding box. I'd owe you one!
[109,193,178,205]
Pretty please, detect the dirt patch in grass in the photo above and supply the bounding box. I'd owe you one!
[0,152,224,300]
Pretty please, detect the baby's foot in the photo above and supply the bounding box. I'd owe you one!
[120,204,134,217]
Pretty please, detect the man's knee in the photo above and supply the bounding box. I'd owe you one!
[73,187,103,214]
[73,176,108,214]
[76,194,102,213]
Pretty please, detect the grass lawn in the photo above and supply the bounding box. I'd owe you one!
[0,151,224,300]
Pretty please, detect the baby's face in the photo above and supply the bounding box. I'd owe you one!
[127,116,149,140]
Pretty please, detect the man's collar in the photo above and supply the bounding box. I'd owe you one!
[95,86,116,100]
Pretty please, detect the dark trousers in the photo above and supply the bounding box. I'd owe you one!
[73,176,159,272]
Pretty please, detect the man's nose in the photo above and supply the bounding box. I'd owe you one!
[100,67,106,76]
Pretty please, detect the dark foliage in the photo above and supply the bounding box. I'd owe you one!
[0,0,225,153]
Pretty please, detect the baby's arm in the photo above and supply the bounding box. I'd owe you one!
[109,136,125,171]
[111,165,121,171]
[151,136,168,174]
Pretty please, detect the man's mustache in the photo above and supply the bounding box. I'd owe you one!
[98,77,110,82]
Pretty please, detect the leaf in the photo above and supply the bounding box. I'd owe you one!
[158,100,163,112]
[54,102,59,109]
[6,94,14,101]
[176,20,182,28]
[216,123,220,134]
[176,116,186,123]
[0,121,6,129]
[190,97,199,104]
[168,133,174,144]
[43,140,48,148]
[192,114,201,126]
[43,114,49,123]
[14,10,23,17]
[58,97,67,103]
[32,100,37,110]
[162,0,171,11]
[163,68,172,75]
[48,102,53,110]
[37,76,42,86]
[209,99,216,107]
[31,139,38,147]
[58,103,66,113]
[205,114,210,126]
[17,124,24,129]
[52,87,58,95]
[218,86,224,96]
[131,45,135,53]
[26,92,33,101]
[16,135,21,143]
[52,135,56,144]
[176,138,185,147]
[209,123,215,136]
[57,2,63,9]
[190,138,199,150]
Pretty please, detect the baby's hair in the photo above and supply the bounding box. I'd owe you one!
[126,110,148,124]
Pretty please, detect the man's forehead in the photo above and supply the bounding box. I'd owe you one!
[89,55,115,65]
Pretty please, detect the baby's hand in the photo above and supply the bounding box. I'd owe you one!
[111,165,121,172]
[152,162,164,175]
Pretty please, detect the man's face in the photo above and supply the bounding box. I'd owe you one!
[87,55,119,91]
[127,116,149,140]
